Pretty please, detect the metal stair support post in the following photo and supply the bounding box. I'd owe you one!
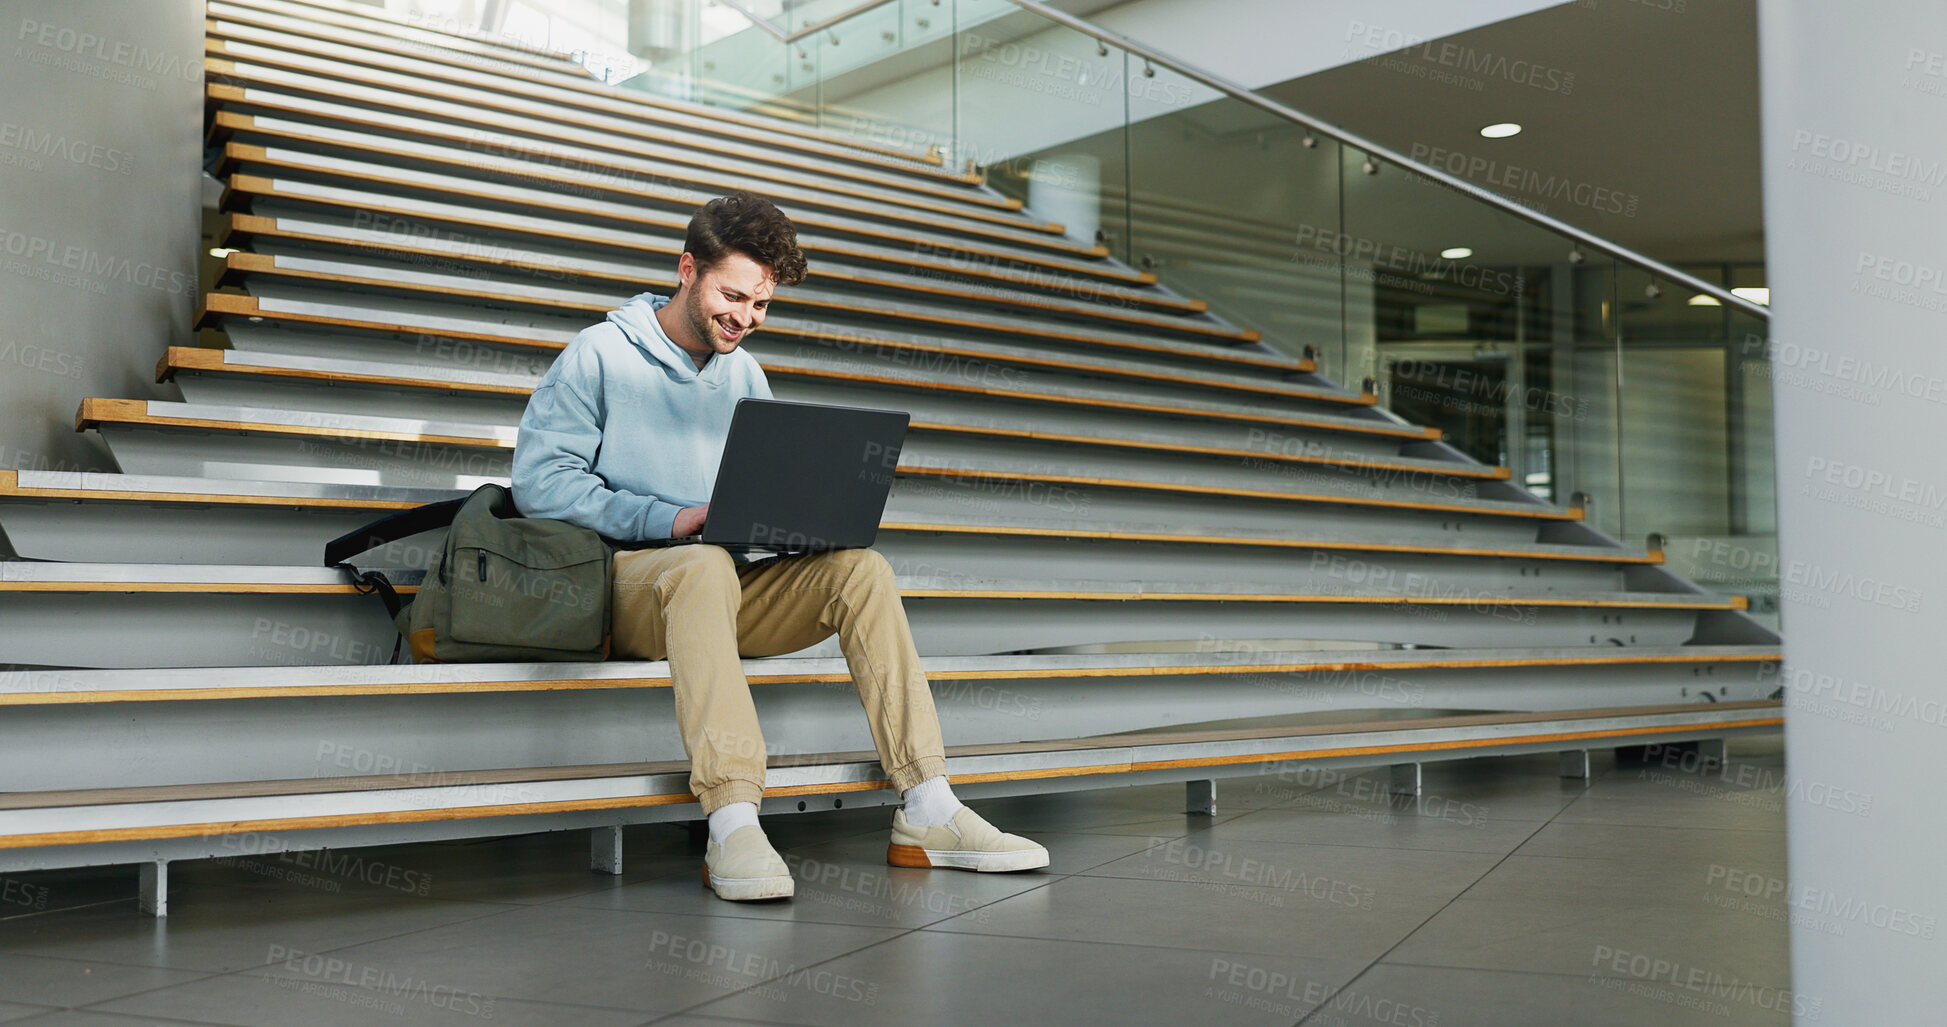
[590,825,624,875]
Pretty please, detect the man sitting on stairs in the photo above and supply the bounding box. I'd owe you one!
[510,190,1049,901]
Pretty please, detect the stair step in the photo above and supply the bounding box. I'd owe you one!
[221,198,1201,323]
[205,81,1002,221]
[76,400,1556,517]
[208,98,1047,244]
[225,170,1156,291]
[161,348,1472,480]
[0,702,1786,842]
[208,10,965,184]
[206,0,947,169]
[0,470,1652,567]
[0,562,1744,612]
[0,647,1780,705]
[217,245,1254,350]
[222,0,588,70]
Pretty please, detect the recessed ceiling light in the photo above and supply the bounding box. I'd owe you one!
[1688,294,1722,306]
[1479,123,1522,139]
[1731,287,1771,306]
[1440,247,1473,260]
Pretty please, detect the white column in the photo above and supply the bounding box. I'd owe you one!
[1761,2,1947,1019]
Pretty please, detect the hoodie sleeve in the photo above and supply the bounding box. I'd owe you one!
[512,342,685,541]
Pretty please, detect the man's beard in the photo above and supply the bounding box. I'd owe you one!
[683,288,734,353]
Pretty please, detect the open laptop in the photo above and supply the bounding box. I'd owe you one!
[629,397,909,554]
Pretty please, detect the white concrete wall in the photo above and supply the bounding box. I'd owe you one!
[0,0,204,486]
[1760,1,1947,1019]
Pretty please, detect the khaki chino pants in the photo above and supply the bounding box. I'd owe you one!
[611,545,949,813]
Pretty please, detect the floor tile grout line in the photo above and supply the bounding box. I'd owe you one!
[14,1007,242,1027]
[651,826,1204,1022]
[1374,956,1793,988]
[75,898,545,1004]
[43,968,248,1026]
[1290,771,1598,1026]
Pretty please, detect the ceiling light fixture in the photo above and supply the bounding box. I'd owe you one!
[1441,247,1473,259]
[1731,287,1771,306]
[1479,122,1522,139]
[1688,294,1722,306]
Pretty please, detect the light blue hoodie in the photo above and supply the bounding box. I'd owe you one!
[512,292,772,541]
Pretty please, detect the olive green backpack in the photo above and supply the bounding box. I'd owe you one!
[326,484,613,663]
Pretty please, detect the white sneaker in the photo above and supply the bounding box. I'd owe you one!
[703,825,795,901]
[888,807,1049,872]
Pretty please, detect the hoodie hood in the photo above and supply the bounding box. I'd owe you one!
[607,291,717,381]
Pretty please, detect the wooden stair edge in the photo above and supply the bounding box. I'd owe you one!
[0,649,1785,706]
[0,699,1786,818]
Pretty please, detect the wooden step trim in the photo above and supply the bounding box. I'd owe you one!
[0,470,422,513]
[892,464,1573,520]
[222,0,587,68]
[220,197,1200,320]
[880,521,1642,561]
[211,126,1083,267]
[205,87,994,224]
[220,240,1254,353]
[196,282,1321,391]
[0,470,1644,564]
[216,158,1154,295]
[82,399,1530,519]
[205,5,955,170]
[161,349,1462,476]
[1,567,1732,608]
[77,397,508,450]
[0,651,1778,706]
[0,705,1784,847]
[160,340,1374,444]
[209,102,1036,234]
[220,166,1162,299]
[905,591,1743,610]
[0,699,1787,805]
[0,580,421,595]
[204,37,966,186]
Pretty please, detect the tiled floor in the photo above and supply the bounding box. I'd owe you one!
[0,738,1790,1025]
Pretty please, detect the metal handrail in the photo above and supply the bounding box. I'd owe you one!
[712,0,909,47]
[1001,0,1768,321]
[702,0,1768,320]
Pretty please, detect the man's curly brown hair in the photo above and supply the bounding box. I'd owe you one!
[683,191,808,287]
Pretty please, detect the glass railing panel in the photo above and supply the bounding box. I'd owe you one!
[951,2,1132,254]
[1340,155,1623,526]
[780,0,873,35]
[1618,267,1778,622]
[1117,66,1340,367]
[800,1,956,155]
[620,3,798,114]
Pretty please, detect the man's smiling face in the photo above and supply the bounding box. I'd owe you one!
[675,250,775,365]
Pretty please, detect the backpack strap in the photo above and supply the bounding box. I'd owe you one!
[322,496,470,569]
[324,495,473,659]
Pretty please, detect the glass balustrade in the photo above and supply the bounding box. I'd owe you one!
[370,0,1780,620]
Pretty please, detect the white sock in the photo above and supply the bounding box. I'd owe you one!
[900,775,965,826]
[707,802,760,846]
